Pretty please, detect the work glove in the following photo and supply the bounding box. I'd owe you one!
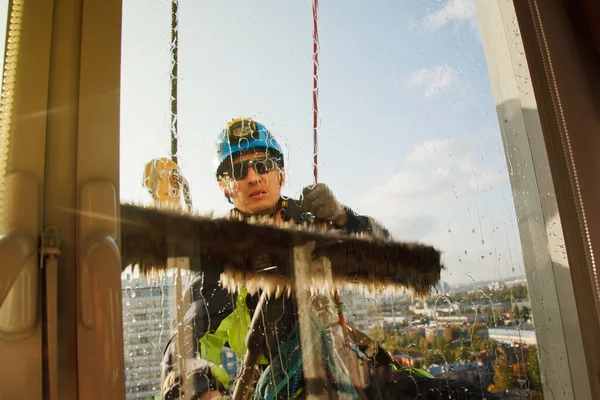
[301,183,346,223]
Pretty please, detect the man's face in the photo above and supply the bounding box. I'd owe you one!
[219,152,284,215]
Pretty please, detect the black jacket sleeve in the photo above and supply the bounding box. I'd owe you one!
[341,206,391,240]
[160,335,226,399]
[160,255,235,399]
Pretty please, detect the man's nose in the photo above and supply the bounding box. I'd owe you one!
[246,166,262,184]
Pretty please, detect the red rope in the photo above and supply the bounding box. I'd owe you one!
[312,0,319,185]
[310,5,367,399]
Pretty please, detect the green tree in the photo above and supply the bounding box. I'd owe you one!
[396,334,404,348]
[410,329,425,344]
[369,326,385,342]
[481,339,498,354]
[456,344,471,362]
[383,334,395,351]
[443,347,457,364]
[468,323,487,339]
[434,336,448,350]
[512,305,521,319]
[443,327,457,342]
[472,337,482,352]
[513,285,528,301]
[423,350,433,366]
[521,306,531,321]
[487,311,499,327]
[527,347,542,392]
[493,354,515,391]
[424,350,445,366]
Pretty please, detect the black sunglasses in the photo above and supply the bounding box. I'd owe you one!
[222,158,280,180]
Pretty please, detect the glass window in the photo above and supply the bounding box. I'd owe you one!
[119,1,546,399]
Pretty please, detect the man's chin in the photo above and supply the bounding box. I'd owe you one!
[237,199,278,216]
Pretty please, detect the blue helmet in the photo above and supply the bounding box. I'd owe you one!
[215,118,284,179]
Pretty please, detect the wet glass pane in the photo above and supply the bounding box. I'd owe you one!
[120,1,545,399]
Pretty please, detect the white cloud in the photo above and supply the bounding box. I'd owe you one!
[422,0,477,32]
[384,215,438,242]
[358,137,508,222]
[364,168,457,205]
[405,136,507,188]
[469,169,506,191]
[353,136,521,285]
[405,138,468,164]
[407,65,456,98]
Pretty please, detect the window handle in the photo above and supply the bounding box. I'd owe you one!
[0,172,39,338]
[77,180,125,399]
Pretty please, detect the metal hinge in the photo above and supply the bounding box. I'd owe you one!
[41,226,61,266]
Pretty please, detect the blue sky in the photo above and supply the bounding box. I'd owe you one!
[120,0,525,285]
